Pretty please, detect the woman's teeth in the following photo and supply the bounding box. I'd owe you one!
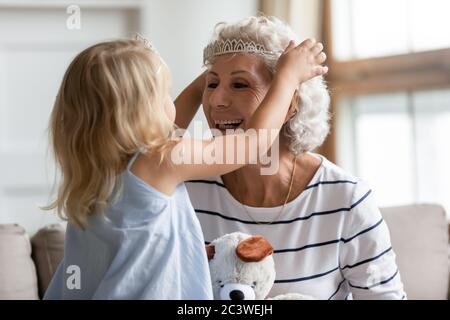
[214,119,243,130]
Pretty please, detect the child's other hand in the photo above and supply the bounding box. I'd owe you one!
[276,39,328,85]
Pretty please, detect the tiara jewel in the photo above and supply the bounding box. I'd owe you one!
[203,39,281,64]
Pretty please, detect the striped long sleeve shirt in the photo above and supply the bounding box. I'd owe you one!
[186,154,406,300]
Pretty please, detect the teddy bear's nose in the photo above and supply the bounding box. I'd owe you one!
[229,290,245,300]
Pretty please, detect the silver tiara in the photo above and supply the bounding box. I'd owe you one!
[134,33,158,54]
[134,33,162,74]
[203,39,281,64]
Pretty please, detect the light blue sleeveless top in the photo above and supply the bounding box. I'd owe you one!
[44,153,213,299]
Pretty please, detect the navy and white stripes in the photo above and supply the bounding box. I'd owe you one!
[193,189,372,225]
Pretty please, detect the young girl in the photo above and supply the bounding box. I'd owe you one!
[43,37,327,299]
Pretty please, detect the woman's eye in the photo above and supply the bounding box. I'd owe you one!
[207,83,218,89]
[233,82,248,89]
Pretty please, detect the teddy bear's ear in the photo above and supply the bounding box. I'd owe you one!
[235,235,273,263]
[205,244,215,261]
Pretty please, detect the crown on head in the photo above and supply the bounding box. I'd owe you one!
[134,33,158,54]
[203,39,281,64]
[134,33,163,74]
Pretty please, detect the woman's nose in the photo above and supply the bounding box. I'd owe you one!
[209,85,231,110]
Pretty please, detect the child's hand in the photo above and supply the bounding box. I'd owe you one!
[194,70,207,94]
[276,39,328,85]
[174,71,207,129]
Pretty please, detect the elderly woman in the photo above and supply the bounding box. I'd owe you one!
[175,16,406,300]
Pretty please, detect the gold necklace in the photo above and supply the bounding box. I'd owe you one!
[240,155,297,225]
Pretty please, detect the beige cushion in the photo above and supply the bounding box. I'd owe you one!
[31,223,65,298]
[0,224,39,299]
[381,204,449,300]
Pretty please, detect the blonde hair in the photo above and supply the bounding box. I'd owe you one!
[44,39,173,229]
[205,16,330,155]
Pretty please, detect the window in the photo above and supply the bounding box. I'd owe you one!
[331,0,450,60]
[336,90,450,215]
[322,0,450,219]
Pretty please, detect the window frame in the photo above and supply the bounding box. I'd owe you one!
[318,0,450,163]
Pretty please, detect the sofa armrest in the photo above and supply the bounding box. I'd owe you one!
[0,224,39,299]
[31,223,66,299]
[381,204,449,300]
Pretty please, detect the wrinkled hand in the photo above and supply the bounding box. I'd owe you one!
[276,38,328,85]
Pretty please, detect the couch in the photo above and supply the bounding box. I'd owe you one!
[0,204,449,299]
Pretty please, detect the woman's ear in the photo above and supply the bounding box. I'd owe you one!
[284,90,299,124]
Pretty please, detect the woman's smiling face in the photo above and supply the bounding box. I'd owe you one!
[202,53,272,134]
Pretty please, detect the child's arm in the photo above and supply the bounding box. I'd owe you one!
[174,72,205,129]
[151,39,327,194]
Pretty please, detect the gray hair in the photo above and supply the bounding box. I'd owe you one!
[204,16,330,155]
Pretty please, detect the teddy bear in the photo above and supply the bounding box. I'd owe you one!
[205,232,316,300]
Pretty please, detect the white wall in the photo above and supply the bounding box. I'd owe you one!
[289,0,322,40]
[261,0,322,40]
